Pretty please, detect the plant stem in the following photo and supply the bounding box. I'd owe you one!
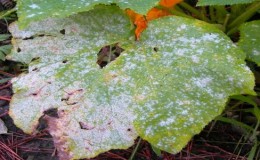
[223,14,230,32]
[166,7,194,19]
[0,7,16,19]
[155,5,194,19]
[227,2,260,35]
[209,6,216,22]
[179,2,210,22]
[128,138,142,160]
[108,45,112,63]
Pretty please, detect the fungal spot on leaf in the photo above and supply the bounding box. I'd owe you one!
[31,57,40,62]
[97,43,124,68]
[32,68,38,71]
[79,122,95,130]
[66,102,78,105]
[22,36,34,40]
[153,47,159,52]
[60,29,66,35]
[61,97,69,101]
[62,59,68,63]
[17,47,21,52]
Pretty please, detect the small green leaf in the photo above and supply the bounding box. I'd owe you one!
[17,0,158,28]
[0,45,12,61]
[197,0,258,6]
[0,34,10,41]
[8,5,255,159]
[238,20,260,66]
[151,145,162,157]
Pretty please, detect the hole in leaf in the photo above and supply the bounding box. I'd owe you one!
[153,47,159,52]
[37,108,59,131]
[97,43,124,68]
[44,108,59,118]
[60,29,66,35]
[32,68,38,71]
[17,48,21,52]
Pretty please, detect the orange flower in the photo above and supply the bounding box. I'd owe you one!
[159,0,183,8]
[126,0,183,40]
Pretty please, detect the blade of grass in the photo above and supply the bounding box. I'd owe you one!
[215,116,254,132]
[128,138,142,160]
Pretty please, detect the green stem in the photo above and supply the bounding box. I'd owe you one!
[223,14,230,32]
[174,5,185,13]
[252,119,260,140]
[0,7,16,19]
[209,6,216,22]
[128,138,142,160]
[179,2,210,22]
[156,5,194,19]
[227,2,260,35]
[108,45,112,63]
[200,6,208,22]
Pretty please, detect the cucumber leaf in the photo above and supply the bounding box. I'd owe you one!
[238,20,260,66]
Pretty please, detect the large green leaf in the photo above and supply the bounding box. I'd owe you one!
[17,0,158,28]
[8,5,255,160]
[238,20,260,66]
[197,0,258,6]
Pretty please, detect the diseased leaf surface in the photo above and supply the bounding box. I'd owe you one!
[118,17,255,153]
[197,0,257,6]
[238,20,260,66]
[9,5,255,160]
[9,6,137,159]
[17,0,158,28]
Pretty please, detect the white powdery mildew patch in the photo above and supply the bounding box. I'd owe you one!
[253,49,260,56]
[159,116,176,127]
[58,92,138,157]
[176,24,187,31]
[201,33,220,43]
[29,4,40,9]
[175,48,190,56]
[192,77,213,88]
[191,55,200,63]
[27,14,36,18]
